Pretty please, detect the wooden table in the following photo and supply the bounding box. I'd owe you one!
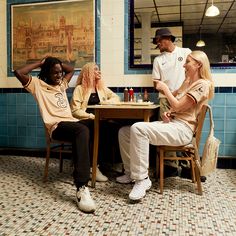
[88,103,160,187]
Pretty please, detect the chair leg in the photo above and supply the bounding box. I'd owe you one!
[44,146,50,182]
[159,148,164,194]
[190,158,196,183]
[193,148,203,195]
[195,162,203,195]
[156,151,160,179]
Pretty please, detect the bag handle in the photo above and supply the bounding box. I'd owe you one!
[206,104,214,137]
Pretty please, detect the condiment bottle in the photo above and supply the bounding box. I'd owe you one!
[143,89,149,102]
[124,87,129,102]
[137,93,143,103]
[129,87,134,102]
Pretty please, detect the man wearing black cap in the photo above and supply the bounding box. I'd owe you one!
[152,28,191,176]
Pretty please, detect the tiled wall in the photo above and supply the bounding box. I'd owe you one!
[0,87,236,157]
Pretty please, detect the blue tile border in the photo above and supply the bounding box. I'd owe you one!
[219,87,233,93]
[1,87,236,94]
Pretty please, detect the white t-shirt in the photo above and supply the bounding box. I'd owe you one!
[152,46,191,98]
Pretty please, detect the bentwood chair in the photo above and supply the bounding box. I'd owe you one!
[157,104,210,195]
[43,127,72,182]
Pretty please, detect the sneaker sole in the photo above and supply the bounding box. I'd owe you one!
[79,207,96,213]
[75,197,96,213]
[129,183,152,201]
[116,180,133,184]
[90,175,108,182]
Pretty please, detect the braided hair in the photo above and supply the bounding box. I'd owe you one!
[38,57,62,84]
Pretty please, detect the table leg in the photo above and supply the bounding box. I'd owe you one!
[143,110,150,122]
[91,110,100,188]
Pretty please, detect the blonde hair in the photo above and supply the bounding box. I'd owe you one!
[189,50,214,100]
[76,62,104,97]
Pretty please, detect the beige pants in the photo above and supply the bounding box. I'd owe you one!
[118,120,193,180]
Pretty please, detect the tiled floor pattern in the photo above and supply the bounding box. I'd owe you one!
[0,155,236,236]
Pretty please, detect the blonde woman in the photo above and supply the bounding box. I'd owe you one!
[70,62,120,181]
[117,51,214,201]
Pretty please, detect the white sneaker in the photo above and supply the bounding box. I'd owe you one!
[129,177,152,201]
[76,186,96,213]
[116,174,133,184]
[90,166,108,182]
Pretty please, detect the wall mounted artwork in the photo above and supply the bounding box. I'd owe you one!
[10,0,94,72]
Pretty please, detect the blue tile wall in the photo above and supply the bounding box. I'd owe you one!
[0,88,236,158]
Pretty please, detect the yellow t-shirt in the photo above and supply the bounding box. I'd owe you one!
[24,76,78,137]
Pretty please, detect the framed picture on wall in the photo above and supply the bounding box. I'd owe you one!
[10,0,94,71]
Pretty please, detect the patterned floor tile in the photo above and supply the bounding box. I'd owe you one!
[0,155,236,235]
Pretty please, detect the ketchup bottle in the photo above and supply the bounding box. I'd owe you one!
[129,88,134,102]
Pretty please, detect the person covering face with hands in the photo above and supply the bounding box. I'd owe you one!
[116,51,214,201]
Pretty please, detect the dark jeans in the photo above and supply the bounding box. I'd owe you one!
[79,119,120,165]
[52,121,90,190]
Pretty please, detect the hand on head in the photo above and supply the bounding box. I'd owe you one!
[40,55,51,66]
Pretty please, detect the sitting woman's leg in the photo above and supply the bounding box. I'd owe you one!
[78,119,108,182]
[118,120,193,201]
[130,120,193,180]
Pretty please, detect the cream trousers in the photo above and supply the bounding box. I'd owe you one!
[118,120,193,180]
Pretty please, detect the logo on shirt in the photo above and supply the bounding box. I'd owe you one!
[178,57,183,61]
[194,86,204,96]
[55,93,67,108]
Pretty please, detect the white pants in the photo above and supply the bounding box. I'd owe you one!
[118,120,193,180]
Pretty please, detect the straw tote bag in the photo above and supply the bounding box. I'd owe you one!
[201,105,221,176]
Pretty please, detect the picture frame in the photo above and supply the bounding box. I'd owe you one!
[10,0,94,72]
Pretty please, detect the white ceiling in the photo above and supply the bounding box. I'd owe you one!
[134,0,236,35]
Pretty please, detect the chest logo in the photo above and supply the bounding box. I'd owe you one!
[55,93,67,108]
[178,57,183,61]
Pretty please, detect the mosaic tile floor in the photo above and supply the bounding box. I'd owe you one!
[0,155,236,236]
